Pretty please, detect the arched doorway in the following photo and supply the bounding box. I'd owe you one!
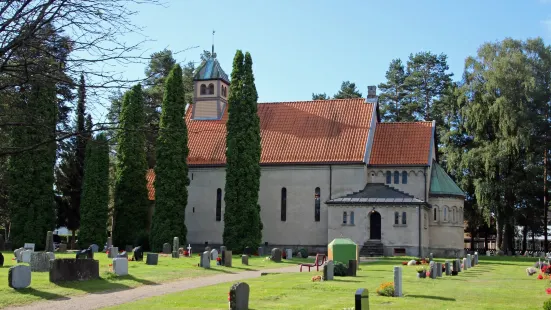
[370,211,381,240]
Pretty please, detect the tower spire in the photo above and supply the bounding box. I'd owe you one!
[211,30,216,58]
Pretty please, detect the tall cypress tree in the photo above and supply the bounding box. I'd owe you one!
[223,51,262,252]
[149,64,190,252]
[113,84,149,247]
[78,133,109,248]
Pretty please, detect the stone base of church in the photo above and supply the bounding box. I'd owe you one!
[427,247,465,258]
[187,244,327,256]
[383,245,423,257]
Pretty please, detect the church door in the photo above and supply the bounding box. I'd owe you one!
[370,211,381,240]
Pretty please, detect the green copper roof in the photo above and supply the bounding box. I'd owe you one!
[194,58,230,83]
[328,238,357,246]
[430,161,465,197]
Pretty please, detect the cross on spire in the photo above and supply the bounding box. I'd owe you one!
[211,30,216,58]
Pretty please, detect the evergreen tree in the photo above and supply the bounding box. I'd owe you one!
[78,133,109,248]
[112,84,149,248]
[333,81,362,99]
[405,52,453,120]
[312,93,329,100]
[378,59,414,122]
[149,64,190,252]
[223,51,263,252]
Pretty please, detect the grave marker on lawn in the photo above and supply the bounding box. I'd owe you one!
[187,244,192,257]
[146,253,158,265]
[394,266,403,297]
[23,243,35,252]
[30,252,54,272]
[220,246,227,265]
[107,237,112,251]
[14,248,23,263]
[90,244,99,253]
[285,249,292,259]
[201,251,211,268]
[163,243,171,254]
[258,247,264,257]
[271,248,282,262]
[113,258,128,276]
[45,231,54,252]
[21,250,32,263]
[241,255,248,265]
[430,262,436,279]
[467,254,472,268]
[229,282,249,310]
[225,251,233,267]
[474,252,478,265]
[109,246,118,259]
[456,258,461,272]
[172,237,180,258]
[210,249,219,260]
[244,246,252,256]
[445,261,451,276]
[355,288,369,310]
[323,260,334,280]
[133,246,144,261]
[8,265,31,289]
[429,252,434,261]
[436,262,442,277]
[49,258,99,283]
[0,252,4,267]
[463,258,468,270]
[348,260,357,276]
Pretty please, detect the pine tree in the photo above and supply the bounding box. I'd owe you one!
[78,133,109,248]
[378,59,413,122]
[312,93,329,100]
[223,51,263,252]
[333,81,362,99]
[112,84,149,248]
[149,64,190,252]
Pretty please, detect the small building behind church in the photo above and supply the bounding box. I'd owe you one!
[146,54,465,257]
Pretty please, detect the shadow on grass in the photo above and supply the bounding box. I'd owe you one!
[333,278,363,283]
[407,294,456,301]
[210,268,238,275]
[230,266,260,271]
[54,274,160,294]
[12,288,70,301]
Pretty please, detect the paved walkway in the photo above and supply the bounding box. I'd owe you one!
[6,265,300,310]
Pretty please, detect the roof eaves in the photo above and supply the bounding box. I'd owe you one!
[428,120,436,165]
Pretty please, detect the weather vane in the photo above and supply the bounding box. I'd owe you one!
[211,30,216,58]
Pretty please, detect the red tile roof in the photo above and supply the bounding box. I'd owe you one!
[186,98,375,165]
[368,122,434,165]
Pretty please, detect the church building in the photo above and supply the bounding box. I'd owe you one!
[146,54,465,257]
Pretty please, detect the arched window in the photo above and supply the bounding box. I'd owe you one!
[433,207,437,221]
[216,188,222,221]
[394,211,399,225]
[394,171,400,184]
[402,171,408,184]
[350,211,355,225]
[208,83,215,95]
[453,208,456,223]
[281,187,287,222]
[402,211,407,225]
[444,207,448,221]
[386,171,391,184]
[343,212,347,224]
[314,187,320,222]
[200,84,207,95]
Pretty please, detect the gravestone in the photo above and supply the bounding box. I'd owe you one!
[436,262,442,277]
[241,255,248,265]
[205,246,211,252]
[21,250,32,263]
[355,288,369,310]
[452,260,458,273]
[49,258,99,282]
[58,244,67,252]
[271,248,282,262]
[258,247,264,257]
[24,243,35,252]
[224,251,233,267]
[45,231,54,252]
[47,252,55,261]
[125,245,133,252]
[229,282,249,310]
[348,260,357,277]
[172,237,180,258]
[133,246,144,261]
[76,248,94,259]
[201,251,210,269]
[0,252,4,267]
[14,248,23,263]
[456,258,461,272]
[430,262,437,279]
[116,251,128,258]
[0,234,4,251]
[393,266,402,297]
[285,249,292,259]
[8,265,31,289]
[146,253,158,265]
[113,258,128,276]
[323,260,334,280]
[90,244,99,253]
[163,243,171,254]
[107,237,112,251]
[244,246,252,256]
[467,254,472,268]
[210,249,219,260]
[429,252,434,261]
[220,246,227,265]
[30,252,53,272]
[108,246,118,259]
[445,261,451,276]
[462,258,468,270]
[474,252,479,265]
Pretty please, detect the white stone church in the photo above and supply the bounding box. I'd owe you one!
[146,55,465,257]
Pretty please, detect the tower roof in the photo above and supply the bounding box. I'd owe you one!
[429,161,465,198]
[194,57,230,83]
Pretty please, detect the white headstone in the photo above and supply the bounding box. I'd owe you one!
[187,244,192,257]
[210,249,219,260]
[201,251,210,269]
[113,258,128,276]
[285,249,292,259]
[486,251,490,256]
[323,260,334,280]
[463,258,468,270]
[21,250,32,264]
[14,248,24,263]
[23,243,35,252]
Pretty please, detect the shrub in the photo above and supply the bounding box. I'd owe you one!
[334,262,348,276]
[376,282,395,297]
[416,266,426,273]
[544,298,551,309]
[295,248,308,258]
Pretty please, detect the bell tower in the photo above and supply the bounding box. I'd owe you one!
[192,41,230,120]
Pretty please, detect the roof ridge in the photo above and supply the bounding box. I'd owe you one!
[258,98,368,105]
[381,183,416,199]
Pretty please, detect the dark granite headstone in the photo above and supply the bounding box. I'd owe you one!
[258,247,263,257]
[229,282,249,310]
[241,255,249,265]
[348,260,357,276]
[76,247,94,259]
[271,248,282,262]
[0,252,3,266]
[0,234,5,251]
[45,231,55,252]
[146,253,158,265]
[162,243,171,254]
[133,246,143,261]
[172,237,180,258]
[244,246,252,256]
[355,288,369,310]
[49,259,99,283]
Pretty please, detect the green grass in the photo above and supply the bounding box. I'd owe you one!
[0,251,310,309]
[108,256,551,310]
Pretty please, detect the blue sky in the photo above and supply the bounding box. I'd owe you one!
[94,0,551,119]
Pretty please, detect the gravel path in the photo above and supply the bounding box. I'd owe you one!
[6,265,301,310]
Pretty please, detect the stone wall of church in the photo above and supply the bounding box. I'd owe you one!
[327,205,426,256]
[428,196,465,257]
[185,164,366,248]
[365,166,429,201]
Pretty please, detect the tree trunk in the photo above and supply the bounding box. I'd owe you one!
[532,230,536,251]
[484,230,488,251]
[71,230,76,250]
[544,147,548,252]
[496,210,503,251]
[522,225,528,253]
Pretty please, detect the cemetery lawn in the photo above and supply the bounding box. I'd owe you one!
[108,256,551,310]
[0,251,310,309]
